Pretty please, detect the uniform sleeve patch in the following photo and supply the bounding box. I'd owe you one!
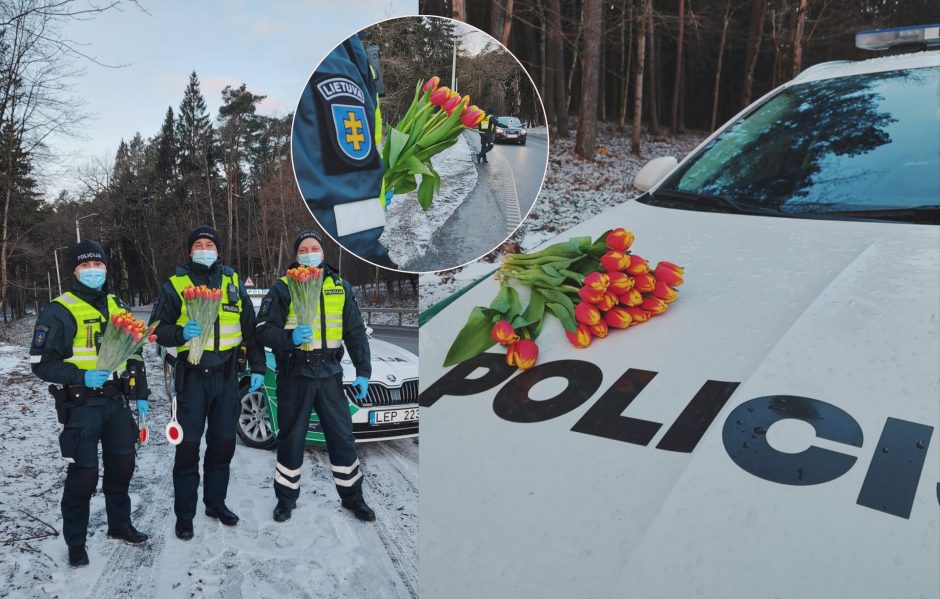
[32,324,50,348]
[313,75,376,169]
[259,296,273,318]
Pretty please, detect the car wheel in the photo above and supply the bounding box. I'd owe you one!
[519,139,526,145]
[163,357,174,399]
[237,381,277,449]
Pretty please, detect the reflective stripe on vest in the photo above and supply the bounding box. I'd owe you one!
[279,275,345,349]
[169,272,243,354]
[52,292,125,372]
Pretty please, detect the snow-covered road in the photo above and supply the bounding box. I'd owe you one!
[0,318,417,599]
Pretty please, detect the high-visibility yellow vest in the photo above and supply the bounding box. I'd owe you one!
[480,115,490,130]
[279,275,345,349]
[52,292,125,373]
[169,272,243,355]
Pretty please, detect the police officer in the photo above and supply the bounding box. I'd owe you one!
[256,230,375,522]
[30,240,150,567]
[477,108,497,164]
[292,33,397,269]
[149,225,265,540]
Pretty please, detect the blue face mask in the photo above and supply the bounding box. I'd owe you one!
[192,250,218,267]
[78,268,106,289]
[297,252,323,267]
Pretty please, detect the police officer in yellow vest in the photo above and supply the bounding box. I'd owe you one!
[30,240,150,568]
[149,225,265,540]
[256,230,375,522]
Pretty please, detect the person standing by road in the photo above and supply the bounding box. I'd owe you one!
[149,225,265,540]
[255,230,376,523]
[30,240,150,567]
[477,108,497,164]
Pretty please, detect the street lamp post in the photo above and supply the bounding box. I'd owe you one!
[75,213,99,242]
[53,246,68,295]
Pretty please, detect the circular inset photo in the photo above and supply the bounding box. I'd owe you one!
[291,15,548,273]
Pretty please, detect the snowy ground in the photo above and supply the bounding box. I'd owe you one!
[0,316,417,599]
[354,288,419,328]
[381,133,478,270]
[419,122,706,305]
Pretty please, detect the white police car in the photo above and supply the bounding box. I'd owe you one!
[418,27,939,598]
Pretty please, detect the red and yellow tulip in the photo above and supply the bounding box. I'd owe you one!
[641,296,668,315]
[574,302,602,326]
[600,250,630,272]
[633,272,656,293]
[490,319,520,345]
[603,306,633,329]
[654,262,685,286]
[652,280,678,303]
[506,339,539,370]
[605,228,635,252]
[625,254,649,275]
[565,323,593,348]
[606,271,635,295]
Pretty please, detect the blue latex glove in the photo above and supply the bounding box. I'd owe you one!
[353,376,369,400]
[136,399,149,419]
[84,369,111,389]
[291,325,313,346]
[182,320,203,341]
[383,187,395,211]
[249,373,265,392]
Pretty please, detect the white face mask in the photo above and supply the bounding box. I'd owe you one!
[298,252,323,267]
[192,250,218,267]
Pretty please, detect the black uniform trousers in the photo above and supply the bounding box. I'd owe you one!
[173,366,239,519]
[58,399,137,547]
[273,372,362,503]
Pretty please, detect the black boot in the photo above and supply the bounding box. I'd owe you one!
[341,497,376,521]
[107,524,149,545]
[273,499,295,523]
[175,518,194,541]
[205,504,239,526]
[68,545,89,567]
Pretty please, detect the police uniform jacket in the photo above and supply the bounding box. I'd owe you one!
[150,259,265,374]
[255,263,371,380]
[30,280,150,396]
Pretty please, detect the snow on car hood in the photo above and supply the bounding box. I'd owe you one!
[419,199,939,598]
[341,336,418,385]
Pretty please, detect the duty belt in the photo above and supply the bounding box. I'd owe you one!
[292,348,342,365]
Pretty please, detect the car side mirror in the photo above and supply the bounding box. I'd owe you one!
[633,156,678,192]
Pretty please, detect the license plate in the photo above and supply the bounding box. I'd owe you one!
[369,407,419,426]
[507,133,517,138]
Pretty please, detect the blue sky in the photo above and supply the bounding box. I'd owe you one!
[48,0,416,198]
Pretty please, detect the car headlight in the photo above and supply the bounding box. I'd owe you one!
[520,129,526,135]
[496,127,505,134]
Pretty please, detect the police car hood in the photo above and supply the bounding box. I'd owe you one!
[419,199,940,598]
[341,336,417,386]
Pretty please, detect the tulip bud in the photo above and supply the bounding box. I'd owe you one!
[605,228,635,252]
[603,306,632,329]
[578,285,605,304]
[429,86,451,106]
[582,271,609,293]
[625,254,649,275]
[633,273,656,293]
[443,94,462,114]
[619,288,643,307]
[657,260,685,275]
[422,76,441,93]
[506,339,539,370]
[605,271,635,295]
[596,292,619,312]
[459,95,471,114]
[588,320,609,338]
[625,307,651,324]
[652,280,678,303]
[148,334,158,343]
[653,263,684,287]
[574,302,602,326]
[490,319,519,345]
[600,250,630,272]
[565,324,593,348]
[641,296,668,314]
[461,106,485,128]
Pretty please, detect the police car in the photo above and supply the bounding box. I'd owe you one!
[160,288,419,448]
[418,27,939,598]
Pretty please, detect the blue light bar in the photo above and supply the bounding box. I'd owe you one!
[856,24,940,51]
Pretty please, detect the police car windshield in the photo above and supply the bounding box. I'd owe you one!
[650,66,940,224]
[497,117,522,128]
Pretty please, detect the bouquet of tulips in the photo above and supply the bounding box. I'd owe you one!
[285,265,325,351]
[96,310,158,373]
[382,75,486,211]
[182,284,223,365]
[444,228,685,370]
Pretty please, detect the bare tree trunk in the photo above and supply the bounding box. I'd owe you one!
[645,5,660,135]
[452,0,466,21]
[619,0,634,130]
[711,0,732,132]
[575,0,602,159]
[566,7,583,114]
[631,0,649,155]
[791,0,809,77]
[501,0,514,46]
[670,0,685,134]
[741,0,767,108]
[547,0,568,136]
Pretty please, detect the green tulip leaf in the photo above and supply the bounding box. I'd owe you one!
[546,302,578,333]
[443,306,498,367]
[388,127,409,171]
